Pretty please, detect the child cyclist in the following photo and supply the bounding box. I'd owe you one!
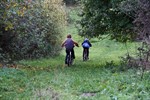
[61,34,79,65]
[82,38,92,60]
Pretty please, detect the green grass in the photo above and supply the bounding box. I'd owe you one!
[0,6,150,100]
[0,37,149,100]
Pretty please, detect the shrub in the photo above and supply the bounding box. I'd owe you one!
[0,0,66,62]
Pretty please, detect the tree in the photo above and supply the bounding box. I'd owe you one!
[63,0,80,6]
[122,0,150,72]
[77,0,135,42]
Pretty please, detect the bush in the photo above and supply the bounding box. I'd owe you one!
[0,0,66,62]
[63,0,77,6]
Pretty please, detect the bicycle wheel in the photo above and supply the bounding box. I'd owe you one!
[83,49,88,61]
[67,55,70,66]
[67,52,73,66]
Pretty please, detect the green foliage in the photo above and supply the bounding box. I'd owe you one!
[66,6,81,24]
[63,0,80,6]
[0,0,66,61]
[120,0,139,18]
[120,0,150,78]
[77,0,135,42]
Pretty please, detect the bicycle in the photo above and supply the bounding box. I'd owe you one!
[66,50,74,66]
[83,48,88,61]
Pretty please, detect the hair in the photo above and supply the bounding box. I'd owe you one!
[67,34,71,38]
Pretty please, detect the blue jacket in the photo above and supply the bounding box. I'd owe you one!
[82,40,92,48]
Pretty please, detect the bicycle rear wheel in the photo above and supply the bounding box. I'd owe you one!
[67,52,73,66]
[83,49,88,61]
[67,55,70,66]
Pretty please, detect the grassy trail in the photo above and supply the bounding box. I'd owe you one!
[0,6,150,100]
[0,35,150,100]
[1,36,149,100]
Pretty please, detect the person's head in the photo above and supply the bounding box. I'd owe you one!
[84,38,88,41]
[67,34,71,38]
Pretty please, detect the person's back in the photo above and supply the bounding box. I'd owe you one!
[64,38,74,50]
[82,38,92,60]
[82,38,92,48]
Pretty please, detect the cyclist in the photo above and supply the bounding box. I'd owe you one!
[61,34,79,65]
[82,38,92,60]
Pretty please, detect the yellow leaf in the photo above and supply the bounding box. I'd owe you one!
[5,22,13,31]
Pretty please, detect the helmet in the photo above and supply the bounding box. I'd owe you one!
[84,38,88,41]
[67,34,71,38]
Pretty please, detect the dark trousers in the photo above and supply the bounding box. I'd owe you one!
[65,48,75,64]
[83,48,89,58]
